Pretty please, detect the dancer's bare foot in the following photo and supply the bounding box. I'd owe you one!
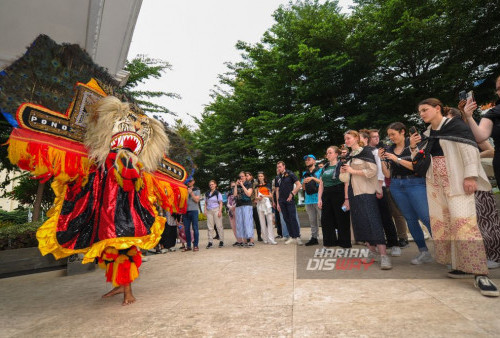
[122,284,136,306]
[102,285,124,298]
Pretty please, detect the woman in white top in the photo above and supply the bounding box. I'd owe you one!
[412,98,497,297]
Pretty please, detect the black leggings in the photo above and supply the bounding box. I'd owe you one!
[321,185,351,248]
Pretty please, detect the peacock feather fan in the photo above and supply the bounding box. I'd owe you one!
[0,34,140,125]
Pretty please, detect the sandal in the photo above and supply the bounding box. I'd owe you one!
[193,247,199,252]
[182,247,192,252]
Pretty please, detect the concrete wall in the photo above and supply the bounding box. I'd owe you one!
[0,170,20,212]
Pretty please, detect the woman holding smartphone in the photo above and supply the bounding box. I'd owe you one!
[317,146,351,248]
[379,122,433,265]
[412,98,497,297]
[463,75,500,184]
[340,130,392,270]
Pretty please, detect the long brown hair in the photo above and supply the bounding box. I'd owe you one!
[257,171,267,185]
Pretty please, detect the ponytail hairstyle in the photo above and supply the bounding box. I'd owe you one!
[344,130,365,147]
[359,129,370,144]
[326,145,341,155]
[387,122,407,135]
[417,98,450,116]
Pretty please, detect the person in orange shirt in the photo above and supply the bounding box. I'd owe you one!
[255,172,277,244]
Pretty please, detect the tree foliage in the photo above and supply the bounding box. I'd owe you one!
[123,55,181,115]
[190,0,500,189]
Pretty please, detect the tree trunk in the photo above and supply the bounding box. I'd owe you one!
[32,182,45,222]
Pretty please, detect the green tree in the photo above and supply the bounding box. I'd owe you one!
[123,55,181,115]
[192,0,500,188]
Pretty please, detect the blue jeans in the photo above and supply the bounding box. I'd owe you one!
[389,177,432,250]
[279,200,301,238]
[278,206,301,238]
[183,210,199,248]
[279,212,289,238]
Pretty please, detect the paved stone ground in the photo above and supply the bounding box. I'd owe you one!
[1,227,499,337]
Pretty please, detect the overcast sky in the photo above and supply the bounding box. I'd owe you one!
[127,0,354,127]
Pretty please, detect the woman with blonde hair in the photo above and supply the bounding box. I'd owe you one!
[340,130,392,270]
[413,98,497,296]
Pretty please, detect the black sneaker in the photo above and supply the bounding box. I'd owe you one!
[475,276,499,297]
[232,242,240,247]
[219,241,224,248]
[398,239,410,248]
[275,235,283,239]
[258,236,263,242]
[447,270,474,279]
[248,242,255,247]
[206,242,213,249]
[305,238,319,246]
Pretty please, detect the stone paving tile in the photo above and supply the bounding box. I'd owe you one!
[1,229,499,337]
[292,299,492,337]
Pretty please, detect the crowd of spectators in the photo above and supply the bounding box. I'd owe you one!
[159,76,500,298]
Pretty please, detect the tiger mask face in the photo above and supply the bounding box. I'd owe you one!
[84,96,169,172]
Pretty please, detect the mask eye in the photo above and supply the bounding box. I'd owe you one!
[128,114,137,122]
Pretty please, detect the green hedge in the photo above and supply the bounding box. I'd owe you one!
[0,209,29,225]
[0,221,41,250]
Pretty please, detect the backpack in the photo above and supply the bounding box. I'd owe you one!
[205,189,221,201]
[302,168,320,195]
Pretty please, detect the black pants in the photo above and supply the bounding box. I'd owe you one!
[160,225,178,249]
[321,185,351,248]
[252,206,261,238]
[378,187,399,248]
[273,207,282,236]
[279,200,300,238]
[493,154,500,188]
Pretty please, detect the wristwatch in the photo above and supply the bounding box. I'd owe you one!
[397,157,402,163]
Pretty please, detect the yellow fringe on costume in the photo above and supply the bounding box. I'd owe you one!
[98,247,141,287]
[36,175,166,264]
[7,134,91,180]
[142,172,188,213]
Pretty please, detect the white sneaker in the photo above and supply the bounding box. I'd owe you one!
[263,241,268,244]
[361,250,380,264]
[296,238,304,246]
[269,240,278,245]
[285,237,295,245]
[380,255,392,270]
[411,251,432,265]
[391,246,401,257]
[487,260,500,269]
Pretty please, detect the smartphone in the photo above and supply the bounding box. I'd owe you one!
[409,126,417,135]
[466,90,475,102]
[459,90,467,101]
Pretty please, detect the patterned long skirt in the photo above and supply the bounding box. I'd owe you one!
[426,156,488,275]
[475,190,500,262]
